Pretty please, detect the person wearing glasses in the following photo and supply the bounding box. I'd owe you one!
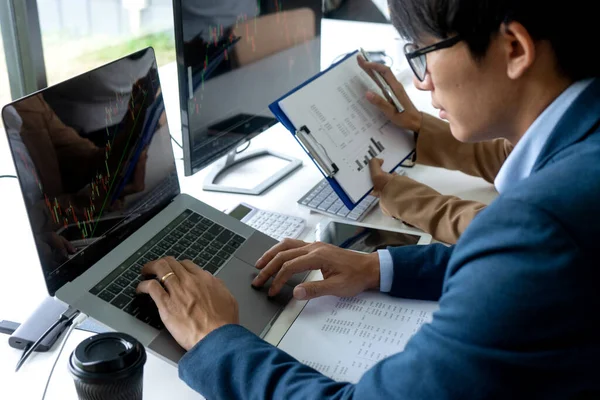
[360,54,513,244]
[138,0,600,398]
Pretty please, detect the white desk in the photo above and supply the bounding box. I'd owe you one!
[0,19,497,399]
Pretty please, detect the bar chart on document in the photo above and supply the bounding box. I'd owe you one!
[277,292,439,383]
[279,55,414,203]
[356,137,386,171]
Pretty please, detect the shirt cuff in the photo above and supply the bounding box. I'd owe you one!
[377,249,394,292]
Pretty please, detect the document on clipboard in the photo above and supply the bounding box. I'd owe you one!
[269,50,415,209]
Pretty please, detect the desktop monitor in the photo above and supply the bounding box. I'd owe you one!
[173,0,322,194]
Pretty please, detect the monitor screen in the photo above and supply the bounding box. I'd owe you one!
[2,48,180,295]
[173,0,323,175]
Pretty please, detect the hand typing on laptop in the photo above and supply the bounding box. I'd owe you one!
[252,239,380,300]
[136,256,240,350]
[4,48,309,365]
[136,240,379,351]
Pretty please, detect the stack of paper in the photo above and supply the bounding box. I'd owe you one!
[277,291,439,383]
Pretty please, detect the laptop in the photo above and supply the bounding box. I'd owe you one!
[2,47,306,364]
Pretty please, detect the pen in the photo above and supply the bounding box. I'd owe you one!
[359,48,405,113]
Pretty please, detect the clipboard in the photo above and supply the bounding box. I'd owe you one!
[269,50,414,210]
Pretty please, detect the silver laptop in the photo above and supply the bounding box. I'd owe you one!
[2,47,305,364]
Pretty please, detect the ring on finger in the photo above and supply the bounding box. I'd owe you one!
[159,271,176,285]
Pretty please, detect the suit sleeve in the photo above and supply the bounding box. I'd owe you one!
[178,199,590,400]
[386,243,453,301]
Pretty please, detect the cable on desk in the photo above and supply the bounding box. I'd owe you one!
[15,306,80,372]
[0,175,17,179]
[41,312,88,400]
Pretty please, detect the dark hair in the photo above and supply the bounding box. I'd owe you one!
[389,0,599,81]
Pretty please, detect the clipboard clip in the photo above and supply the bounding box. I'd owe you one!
[295,126,339,177]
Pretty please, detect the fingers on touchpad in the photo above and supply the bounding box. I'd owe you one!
[249,272,293,303]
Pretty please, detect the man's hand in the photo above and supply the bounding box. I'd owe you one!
[369,158,395,197]
[136,257,239,351]
[357,55,422,133]
[252,239,380,301]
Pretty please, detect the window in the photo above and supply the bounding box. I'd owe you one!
[37,0,176,86]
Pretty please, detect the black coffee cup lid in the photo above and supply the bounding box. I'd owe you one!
[69,332,146,380]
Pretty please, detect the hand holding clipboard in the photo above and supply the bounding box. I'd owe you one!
[356,51,423,135]
[357,50,424,167]
[359,48,404,113]
[269,50,416,210]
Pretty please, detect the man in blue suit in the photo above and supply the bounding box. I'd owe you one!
[138,0,600,398]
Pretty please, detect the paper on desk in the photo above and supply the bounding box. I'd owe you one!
[278,54,414,203]
[277,291,438,383]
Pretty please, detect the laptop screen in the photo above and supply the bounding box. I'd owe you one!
[2,48,180,295]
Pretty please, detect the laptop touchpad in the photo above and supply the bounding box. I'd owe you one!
[235,231,308,288]
[218,257,291,337]
[235,231,278,265]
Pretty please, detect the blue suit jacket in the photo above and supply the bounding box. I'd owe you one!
[178,79,600,399]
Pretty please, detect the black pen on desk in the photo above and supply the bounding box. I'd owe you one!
[359,48,405,113]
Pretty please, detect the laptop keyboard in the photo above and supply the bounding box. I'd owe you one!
[89,209,246,329]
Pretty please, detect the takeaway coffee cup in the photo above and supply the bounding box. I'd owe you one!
[68,332,147,400]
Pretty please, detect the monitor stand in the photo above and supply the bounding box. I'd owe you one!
[202,145,302,195]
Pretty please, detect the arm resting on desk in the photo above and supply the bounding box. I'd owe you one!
[178,200,594,399]
[179,324,353,399]
[386,243,452,301]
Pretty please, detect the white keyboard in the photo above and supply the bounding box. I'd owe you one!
[244,210,305,241]
[228,203,306,242]
[297,168,407,221]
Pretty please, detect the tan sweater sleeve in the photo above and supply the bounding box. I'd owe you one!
[379,175,487,244]
[415,113,513,183]
[377,113,510,244]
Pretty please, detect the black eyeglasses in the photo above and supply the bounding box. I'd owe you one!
[404,35,462,81]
